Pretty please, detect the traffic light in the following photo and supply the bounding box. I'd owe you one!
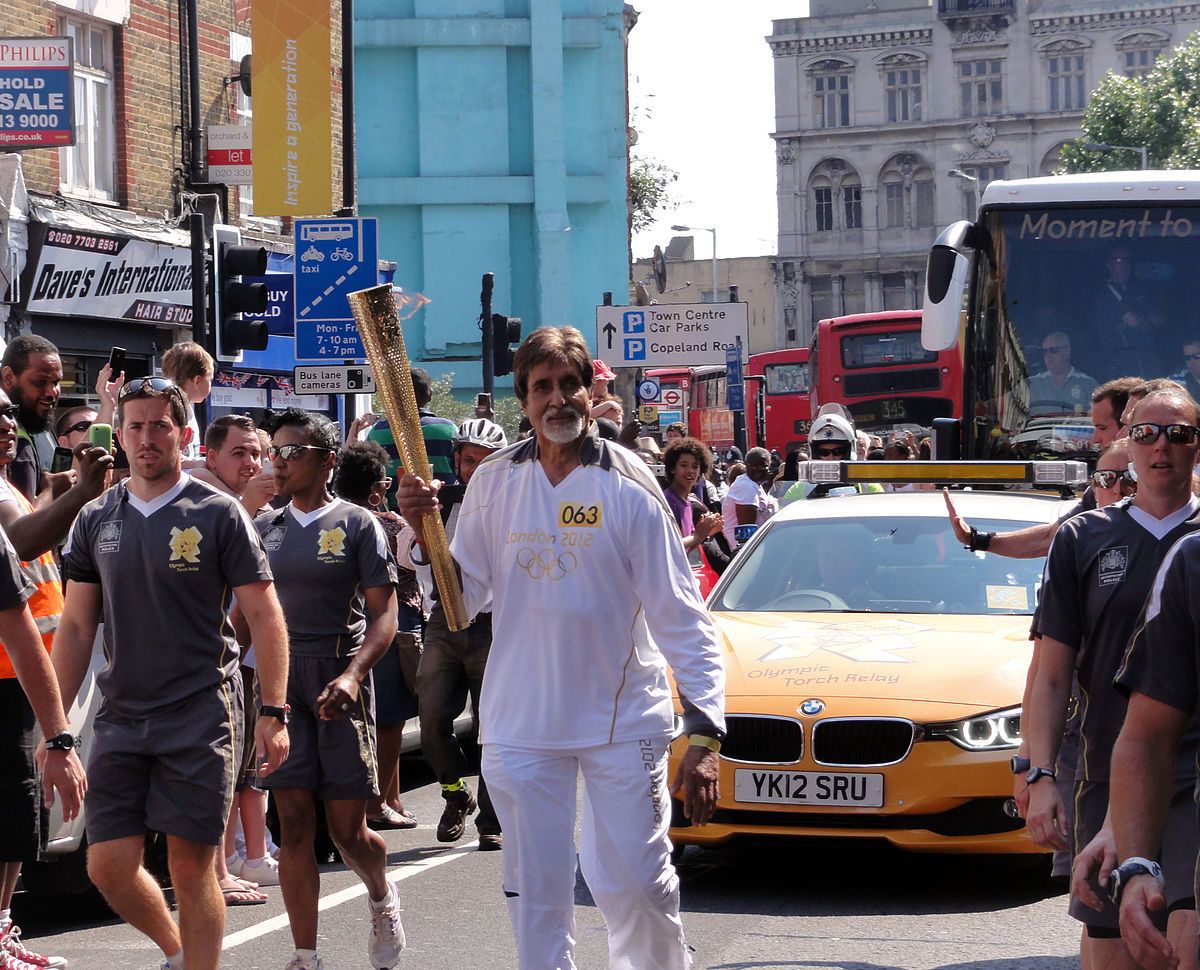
[212,224,269,362]
[491,312,521,377]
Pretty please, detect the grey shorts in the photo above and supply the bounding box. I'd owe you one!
[236,665,258,790]
[0,679,47,862]
[261,654,378,800]
[86,675,242,847]
[1069,778,1197,929]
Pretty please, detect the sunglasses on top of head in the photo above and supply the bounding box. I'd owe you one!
[1127,422,1200,446]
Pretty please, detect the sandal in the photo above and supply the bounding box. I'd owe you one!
[221,884,268,906]
[367,806,418,830]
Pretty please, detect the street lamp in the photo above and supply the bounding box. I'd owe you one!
[947,169,980,218]
[671,224,718,303]
[1083,141,1149,170]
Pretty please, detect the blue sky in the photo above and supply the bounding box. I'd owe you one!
[628,2,806,262]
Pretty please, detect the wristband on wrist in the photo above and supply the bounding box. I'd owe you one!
[410,538,430,566]
[688,734,722,754]
[967,526,995,552]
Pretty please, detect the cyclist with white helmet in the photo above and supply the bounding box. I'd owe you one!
[784,409,883,501]
[401,417,508,849]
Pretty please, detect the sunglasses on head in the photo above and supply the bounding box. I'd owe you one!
[1128,422,1200,446]
[268,443,334,462]
[118,376,186,405]
[1091,468,1136,489]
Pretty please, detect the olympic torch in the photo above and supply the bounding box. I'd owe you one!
[346,284,469,631]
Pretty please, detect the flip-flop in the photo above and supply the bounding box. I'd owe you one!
[222,885,267,906]
[367,806,418,830]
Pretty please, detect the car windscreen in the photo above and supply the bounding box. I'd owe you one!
[711,515,1044,615]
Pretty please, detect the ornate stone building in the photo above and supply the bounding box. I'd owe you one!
[768,0,1200,348]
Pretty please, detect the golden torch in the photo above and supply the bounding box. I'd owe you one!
[346,283,469,631]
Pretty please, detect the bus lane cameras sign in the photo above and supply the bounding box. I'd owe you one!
[596,303,749,368]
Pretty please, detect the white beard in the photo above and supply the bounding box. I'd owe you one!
[541,409,585,444]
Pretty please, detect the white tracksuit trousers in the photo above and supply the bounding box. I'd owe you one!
[482,737,690,970]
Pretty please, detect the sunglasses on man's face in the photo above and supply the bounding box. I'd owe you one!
[1128,422,1200,446]
[61,420,93,435]
[0,404,20,422]
[268,443,334,462]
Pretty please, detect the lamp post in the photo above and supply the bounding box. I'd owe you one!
[1083,141,1149,170]
[671,224,718,303]
[947,169,980,218]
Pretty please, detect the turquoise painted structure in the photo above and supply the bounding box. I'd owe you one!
[354,0,631,392]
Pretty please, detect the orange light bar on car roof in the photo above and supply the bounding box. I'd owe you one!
[799,460,1088,487]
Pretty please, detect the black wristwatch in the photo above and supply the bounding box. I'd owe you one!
[1025,765,1056,785]
[44,732,75,752]
[967,526,995,552]
[259,704,290,725]
[1109,857,1164,905]
[1010,755,1031,775]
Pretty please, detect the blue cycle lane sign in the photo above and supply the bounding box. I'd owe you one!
[294,217,378,359]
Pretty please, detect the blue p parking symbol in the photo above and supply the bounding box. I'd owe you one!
[625,338,646,361]
[623,311,645,333]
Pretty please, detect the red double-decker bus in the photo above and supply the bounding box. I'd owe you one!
[808,310,962,434]
[748,347,810,454]
[645,365,736,451]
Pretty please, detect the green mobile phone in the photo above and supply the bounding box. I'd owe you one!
[89,423,113,453]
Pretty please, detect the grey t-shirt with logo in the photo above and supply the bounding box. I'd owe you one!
[254,498,396,658]
[63,477,273,719]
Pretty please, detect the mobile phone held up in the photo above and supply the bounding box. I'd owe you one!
[50,446,74,474]
[89,423,113,453]
[107,346,126,377]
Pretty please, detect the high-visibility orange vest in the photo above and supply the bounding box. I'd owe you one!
[0,480,64,680]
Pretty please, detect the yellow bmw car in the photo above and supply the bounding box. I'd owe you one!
[671,488,1072,856]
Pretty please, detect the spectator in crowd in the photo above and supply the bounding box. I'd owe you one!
[664,421,686,443]
[160,342,215,465]
[400,419,509,850]
[396,326,724,970]
[721,447,777,549]
[368,367,456,510]
[51,376,290,970]
[192,415,276,518]
[331,440,420,832]
[255,409,402,970]
[0,384,109,970]
[54,406,97,451]
[589,359,623,426]
[1025,389,1200,970]
[662,437,723,553]
[617,419,642,450]
[1,336,67,501]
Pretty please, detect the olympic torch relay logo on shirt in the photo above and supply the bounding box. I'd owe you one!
[318,527,346,558]
[169,526,203,567]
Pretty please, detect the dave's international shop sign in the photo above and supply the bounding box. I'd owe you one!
[25,225,194,325]
[0,38,74,149]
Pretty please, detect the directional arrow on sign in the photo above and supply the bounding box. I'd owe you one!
[603,322,616,350]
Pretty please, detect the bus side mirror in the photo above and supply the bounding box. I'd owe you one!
[922,220,975,351]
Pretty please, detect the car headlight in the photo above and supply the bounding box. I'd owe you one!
[926,706,1021,751]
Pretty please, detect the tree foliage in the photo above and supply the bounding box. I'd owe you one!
[628,155,679,233]
[426,371,525,444]
[1060,32,1200,173]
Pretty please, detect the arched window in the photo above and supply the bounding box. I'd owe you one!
[878,154,933,230]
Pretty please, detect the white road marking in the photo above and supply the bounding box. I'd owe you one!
[222,841,479,949]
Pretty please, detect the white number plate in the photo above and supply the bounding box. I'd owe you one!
[733,768,884,807]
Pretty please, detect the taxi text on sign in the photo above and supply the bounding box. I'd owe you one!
[595,303,750,368]
[250,0,331,215]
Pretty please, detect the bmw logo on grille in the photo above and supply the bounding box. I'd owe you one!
[799,698,825,716]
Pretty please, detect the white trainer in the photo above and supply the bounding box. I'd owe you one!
[367,880,405,969]
[240,855,281,887]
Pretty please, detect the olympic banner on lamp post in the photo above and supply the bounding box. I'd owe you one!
[250,0,331,215]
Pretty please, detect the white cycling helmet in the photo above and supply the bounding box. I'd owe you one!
[808,412,855,446]
[453,418,508,451]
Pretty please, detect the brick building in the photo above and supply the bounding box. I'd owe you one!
[0,0,344,416]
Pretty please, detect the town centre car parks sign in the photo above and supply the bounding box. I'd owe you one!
[595,303,749,367]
